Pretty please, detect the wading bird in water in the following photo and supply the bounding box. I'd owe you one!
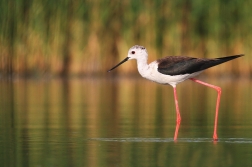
[107,45,243,141]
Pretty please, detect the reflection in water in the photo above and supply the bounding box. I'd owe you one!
[0,77,252,167]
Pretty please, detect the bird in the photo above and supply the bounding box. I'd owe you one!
[107,45,244,141]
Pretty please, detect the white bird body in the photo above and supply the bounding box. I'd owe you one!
[137,59,201,87]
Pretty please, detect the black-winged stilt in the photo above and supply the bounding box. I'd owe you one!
[108,45,243,141]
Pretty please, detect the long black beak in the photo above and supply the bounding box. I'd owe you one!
[107,57,130,72]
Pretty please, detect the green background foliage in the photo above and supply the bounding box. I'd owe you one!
[0,0,251,76]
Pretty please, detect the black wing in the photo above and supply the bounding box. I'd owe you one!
[157,55,244,76]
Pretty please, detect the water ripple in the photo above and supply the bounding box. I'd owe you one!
[88,137,252,143]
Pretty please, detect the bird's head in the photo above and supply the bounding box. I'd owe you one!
[107,45,148,72]
[127,45,148,60]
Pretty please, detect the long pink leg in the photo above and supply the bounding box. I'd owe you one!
[190,78,221,141]
[173,86,181,140]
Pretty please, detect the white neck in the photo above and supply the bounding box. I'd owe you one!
[136,56,149,78]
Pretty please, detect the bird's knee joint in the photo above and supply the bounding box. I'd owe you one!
[216,87,221,94]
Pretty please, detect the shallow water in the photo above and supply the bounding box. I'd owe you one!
[0,77,252,167]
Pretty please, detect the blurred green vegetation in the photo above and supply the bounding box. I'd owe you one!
[0,0,251,77]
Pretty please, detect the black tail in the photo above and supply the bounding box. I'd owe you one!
[215,54,244,62]
[200,54,244,71]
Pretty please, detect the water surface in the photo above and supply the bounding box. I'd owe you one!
[0,77,252,167]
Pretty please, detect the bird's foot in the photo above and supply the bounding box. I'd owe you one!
[213,134,218,141]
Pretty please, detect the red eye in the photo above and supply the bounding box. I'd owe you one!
[131,51,135,54]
